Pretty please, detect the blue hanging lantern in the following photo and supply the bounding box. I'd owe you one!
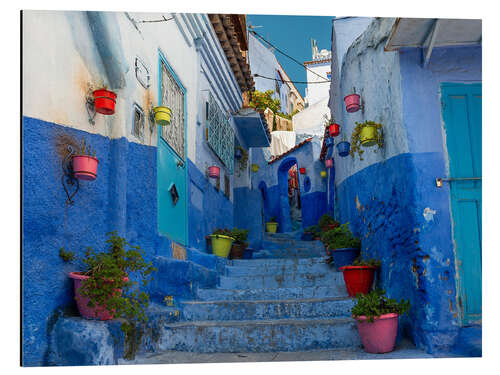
[337,141,350,157]
[325,137,334,148]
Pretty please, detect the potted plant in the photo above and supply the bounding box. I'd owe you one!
[230,228,250,260]
[68,231,156,322]
[320,170,327,178]
[324,114,340,137]
[344,92,361,113]
[235,146,248,177]
[352,289,410,353]
[318,214,339,232]
[266,217,278,233]
[152,106,172,126]
[209,228,235,258]
[321,223,360,270]
[325,159,333,169]
[72,139,99,181]
[350,121,384,161]
[299,167,306,175]
[251,164,259,173]
[339,257,381,297]
[93,88,117,115]
[208,165,220,179]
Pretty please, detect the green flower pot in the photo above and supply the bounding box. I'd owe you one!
[266,222,278,233]
[360,125,378,147]
[210,234,234,258]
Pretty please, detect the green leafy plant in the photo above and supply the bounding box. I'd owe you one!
[318,214,339,232]
[268,216,278,223]
[231,228,249,246]
[349,120,384,161]
[351,257,381,267]
[76,232,156,358]
[320,223,361,250]
[249,90,281,114]
[78,138,97,158]
[59,247,75,262]
[235,146,248,177]
[352,289,410,323]
[304,225,321,238]
[212,228,234,238]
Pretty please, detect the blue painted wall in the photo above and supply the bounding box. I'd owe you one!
[22,117,228,366]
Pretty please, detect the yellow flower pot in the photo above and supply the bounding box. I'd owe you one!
[210,234,234,258]
[153,106,172,126]
[266,222,278,233]
[251,164,259,172]
[360,125,378,147]
[320,171,327,178]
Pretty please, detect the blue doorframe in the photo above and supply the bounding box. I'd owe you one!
[157,50,188,245]
[441,82,482,325]
[277,157,300,233]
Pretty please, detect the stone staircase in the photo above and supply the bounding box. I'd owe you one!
[146,233,360,354]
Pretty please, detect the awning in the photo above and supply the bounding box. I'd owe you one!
[385,18,481,67]
[233,108,271,148]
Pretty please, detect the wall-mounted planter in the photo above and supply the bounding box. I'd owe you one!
[299,167,306,175]
[72,155,99,181]
[329,123,340,137]
[355,313,399,353]
[208,166,220,179]
[325,159,333,169]
[251,164,259,172]
[339,265,377,297]
[337,141,351,157]
[344,94,360,113]
[325,137,334,148]
[93,89,117,115]
[235,147,243,160]
[320,171,327,178]
[266,222,278,233]
[360,125,378,147]
[331,248,360,271]
[68,272,128,320]
[209,234,234,258]
[152,106,172,126]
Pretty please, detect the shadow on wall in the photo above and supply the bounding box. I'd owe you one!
[277,157,299,233]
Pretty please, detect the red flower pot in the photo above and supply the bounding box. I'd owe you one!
[325,159,333,169]
[299,167,306,175]
[93,89,117,115]
[339,265,377,297]
[328,123,340,137]
[355,313,399,353]
[344,94,360,113]
[69,272,128,320]
[208,166,220,178]
[72,155,99,181]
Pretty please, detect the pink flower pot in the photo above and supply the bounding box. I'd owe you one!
[208,166,220,179]
[355,313,399,353]
[72,155,99,181]
[344,94,361,113]
[69,272,128,321]
[325,159,333,169]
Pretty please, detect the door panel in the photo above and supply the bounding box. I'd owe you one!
[441,83,482,325]
[157,54,187,245]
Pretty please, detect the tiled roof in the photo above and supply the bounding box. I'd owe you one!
[268,137,313,165]
[303,58,332,66]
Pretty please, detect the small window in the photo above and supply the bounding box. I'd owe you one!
[132,103,145,140]
[224,175,230,199]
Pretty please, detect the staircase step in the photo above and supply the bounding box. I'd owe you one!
[231,257,328,267]
[154,318,361,353]
[180,296,354,321]
[225,261,332,277]
[196,284,347,301]
[218,271,343,289]
[252,249,326,259]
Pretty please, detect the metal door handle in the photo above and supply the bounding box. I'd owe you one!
[436,177,481,187]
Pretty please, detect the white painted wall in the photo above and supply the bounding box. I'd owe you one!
[292,97,329,138]
[304,61,331,107]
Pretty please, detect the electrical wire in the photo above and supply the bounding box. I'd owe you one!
[249,28,331,82]
[253,73,331,85]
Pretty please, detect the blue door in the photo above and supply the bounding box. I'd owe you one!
[157,53,187,245]
[441,82,482,325]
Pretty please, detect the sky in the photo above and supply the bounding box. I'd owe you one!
[246,15,333,98]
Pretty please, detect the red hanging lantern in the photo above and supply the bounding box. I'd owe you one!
[329,123,340,137]
[325,159,333,169]
[299,167,306,175]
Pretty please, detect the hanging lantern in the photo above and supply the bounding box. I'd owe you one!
[251,164,259,172]
[329,123,340,137]
[208,166,220,179]
[320,171,327,178]
[325,159,333,169]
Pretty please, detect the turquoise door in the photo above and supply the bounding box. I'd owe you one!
[157,53,187,245]
[441,82,482,325]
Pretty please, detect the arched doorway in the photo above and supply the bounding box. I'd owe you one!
[277,157,302,233]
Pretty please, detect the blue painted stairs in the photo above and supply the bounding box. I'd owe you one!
[154,233,361,353]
